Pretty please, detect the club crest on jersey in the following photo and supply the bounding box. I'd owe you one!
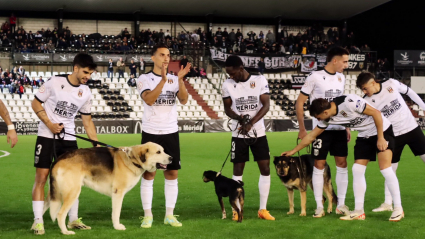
[167,79,174,84]
[137,82,143,91]
[338,76,342,82]
[78,89,83,97]
[340,110,348,117]
[387,87,393,93]
[250,81,255,88]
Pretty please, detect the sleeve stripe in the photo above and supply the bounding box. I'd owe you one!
[140,89,151,96]
[361,103,367,113]
[317,125,328,129]
[222,96,231,99]
[79,112,91,115]
[405,87,409,95]
[300,91,309,96]
[34,95,44,103]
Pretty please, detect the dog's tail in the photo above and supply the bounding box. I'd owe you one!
[42,179,50,215]
[325,164,338,205]
[49,167,62,222]
[237,180,244,187]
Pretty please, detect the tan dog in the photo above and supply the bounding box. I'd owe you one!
[47,142,172,235]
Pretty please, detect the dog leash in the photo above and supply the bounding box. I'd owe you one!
[294,138,310,191]
[55,123,119,149]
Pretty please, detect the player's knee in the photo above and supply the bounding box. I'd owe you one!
[335,160,347,168]
[314,160,326,170]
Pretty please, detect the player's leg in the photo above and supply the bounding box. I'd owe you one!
[231,137,248,221]
[32,137,54,235]
[330,130,349,215]
[311,132,331,217]
[140,132,157,228]
[163,132,182,227]
[252,136,274,220]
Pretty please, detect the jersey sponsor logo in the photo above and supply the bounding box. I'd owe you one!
[39,85,45,93]
[381,99,402,117]
[154,91,176,106]
[340,110,348,117]
[53,100,78,118]
[61,85,64,89]
[324,89,342,101]
[356,100,362,109]
[167,79,174,84]
[78,89,83,97]
[250,81,255,88]
[387,87,393,93]
[235,96,258,112]
[342,117,366,128]
[348,99,353,102]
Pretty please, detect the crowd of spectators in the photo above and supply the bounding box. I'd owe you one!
[0,65,44,97]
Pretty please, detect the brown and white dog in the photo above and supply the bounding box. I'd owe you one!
[46,142,172,235]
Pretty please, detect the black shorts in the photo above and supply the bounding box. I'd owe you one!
[354,125,395,161]
[392,126,425,163]
[231,136,270,163]
[34,136,78,168]
[311,130,348,160]
[141,131,181,170]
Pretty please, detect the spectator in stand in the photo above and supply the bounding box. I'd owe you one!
[117,57,125,79]
[76,37,85,49]
[1,21,10,32]
[107,59,114,79]
[180,55,189,68]
[122,28,130,38]
[139,57,145,75]
[0,75,5,93]
[129,59,137,77]
[361,44,370,52]
[215,27,223,39]
[247,31,256,42]
[16,82,24,99]
[127,74,136,87]
[37,76,44,86]
[259,31,265,40]
[164,30,171,40]
[10,14,16,34]
[31,77,38,88]
[220,36,228,53]
[200,68,207,78]
[18,66,25,76]
[228,29,236,44]
[266,30,275,44]
[258,57,266,75]
[2,36,10,47]
[10,80,17,94]
[239,38,247,53]
[236,29,243,40]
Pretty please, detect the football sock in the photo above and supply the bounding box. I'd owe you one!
[33,201,44,224]
[165,179,178,216]
[352,163,367,211]
[381,167,402,209]
[313,167,325,209]
[232,175,243,210]
[68,199,79,222]
[336,166,348,206]
[258,175,270,210]
[141,178,154,217]
[384,163,398,205]
[420,154,425,164]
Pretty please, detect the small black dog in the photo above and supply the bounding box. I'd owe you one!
[203,170,245,223]
[273,155,337,216]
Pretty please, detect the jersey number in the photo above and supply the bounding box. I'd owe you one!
[36,144,42,155]
[313,139,322,149]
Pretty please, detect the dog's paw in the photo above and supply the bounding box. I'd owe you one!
[299,212,306,216]
[222,214,227,219]
[114,224,126,230]
[327,208,333,214]
[287,210,294,215]
[61,230,75,235]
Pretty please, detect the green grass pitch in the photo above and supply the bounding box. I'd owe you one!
[0,132,424,239]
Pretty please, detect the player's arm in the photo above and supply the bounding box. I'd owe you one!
[31,98,63,134]
[405,88,425,110]
[363,104,387,151]
[0,99,18,148]
[241,93,270,134]
[281,126,326,156]
[141,63,168,106]
[81,114,99,145]
[176,63,192,105]
[296,93,309,138]
[223,97,243,121]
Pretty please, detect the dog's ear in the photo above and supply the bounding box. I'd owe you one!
[138,145,148,163]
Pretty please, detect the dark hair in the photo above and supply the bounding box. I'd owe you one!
[309,98,331,117]
[225,55,243,68]
[152,43,169,56]
[73,53,97,70]
[326,46,350,62]
[356,72,375,89]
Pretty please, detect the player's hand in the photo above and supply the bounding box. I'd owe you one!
[161,62,168,82]
[48,123,64,134]
[178,63,192,80]
[281,150,296,156]
[298,129,308,139]
[238,122,253,136]
[7,129,18,148]
[377,137,388,151]
[346,127,351,143]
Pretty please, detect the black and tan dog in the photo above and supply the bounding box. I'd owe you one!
[203,170,245,223]
[273,155,337,216]
[46,142,172,235]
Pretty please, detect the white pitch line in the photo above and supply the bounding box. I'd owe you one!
[0,150,11,158]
